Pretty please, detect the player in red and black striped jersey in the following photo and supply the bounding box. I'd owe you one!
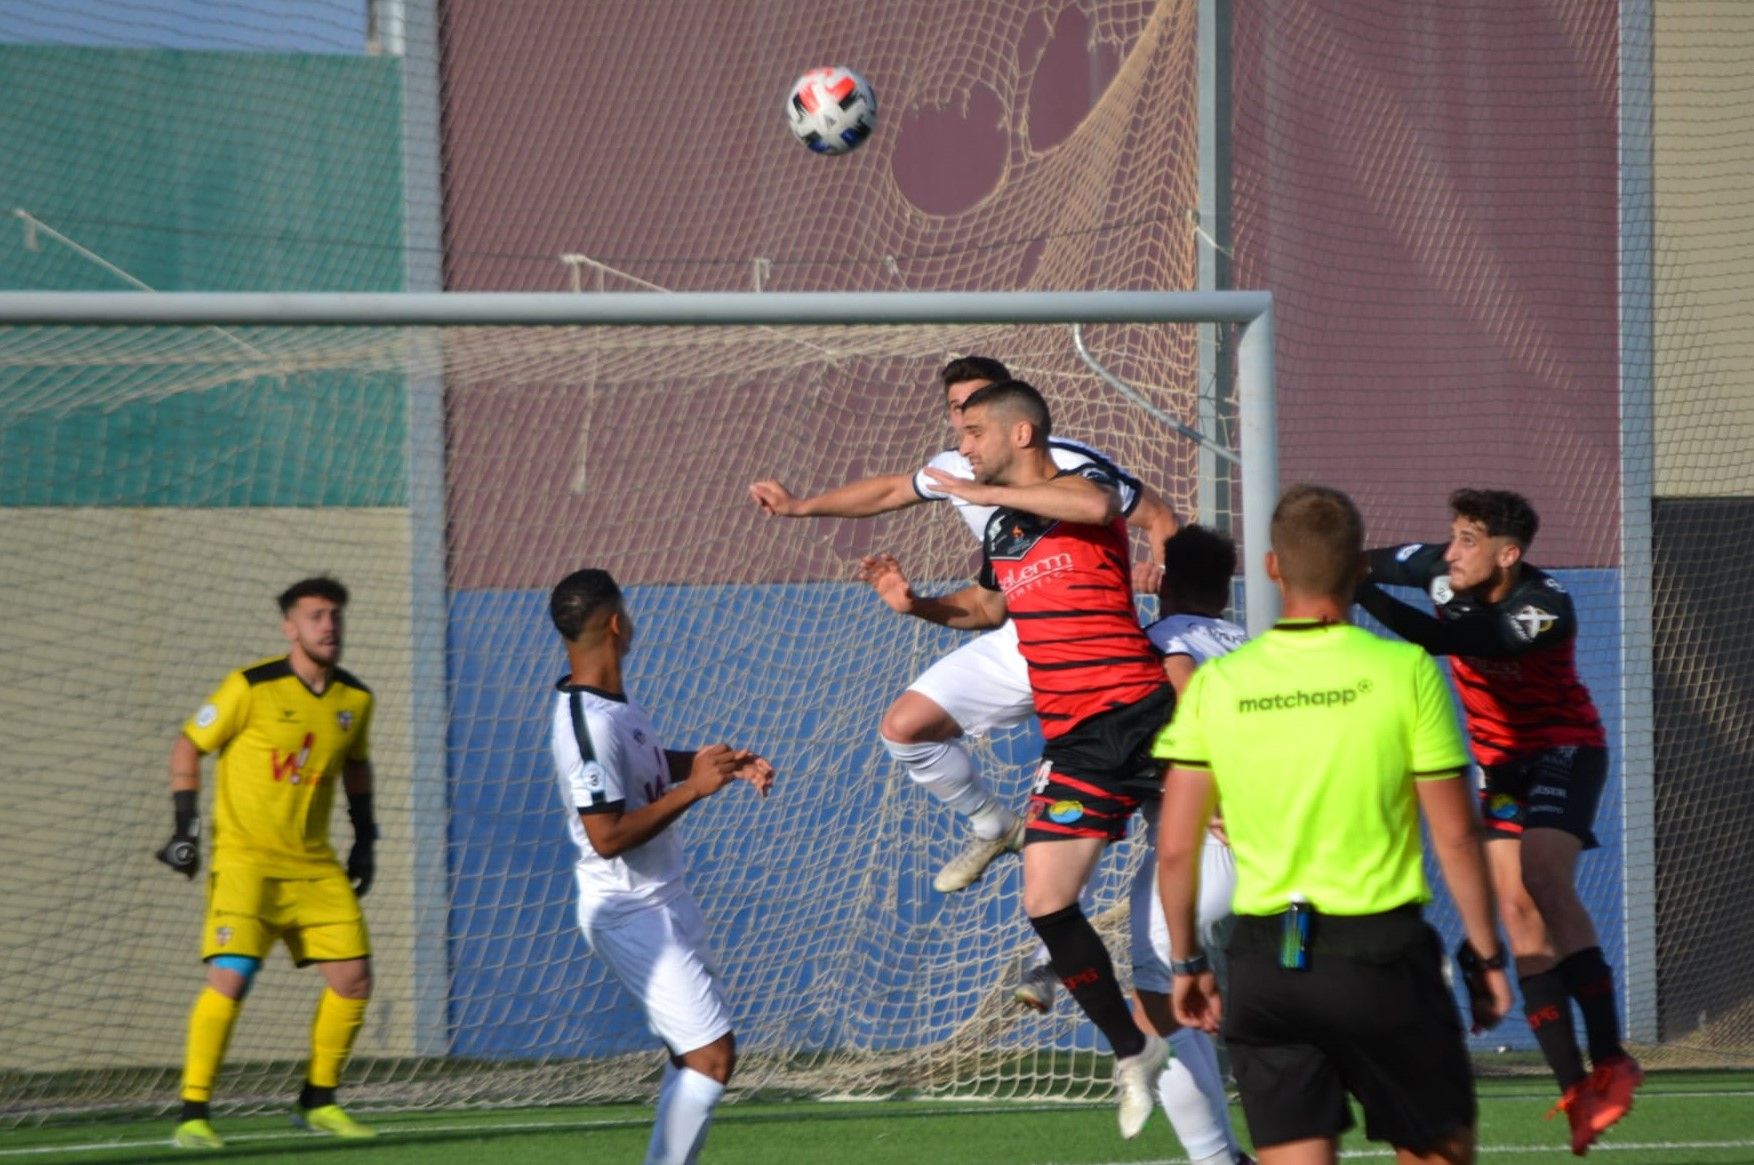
[1354,489,1641,1153]
[859,380,1173,1139]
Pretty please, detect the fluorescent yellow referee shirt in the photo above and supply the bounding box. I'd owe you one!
[183,657,374,878]
[1151,621,1467,917]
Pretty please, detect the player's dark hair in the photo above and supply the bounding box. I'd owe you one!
[1449,488,1539,547]
[962,378,1052,440]
[1270,484,1364,599]
[277,576,348,614]
[550,568,623,642]
[939,355,1011,391]
[1159,524,1237,616]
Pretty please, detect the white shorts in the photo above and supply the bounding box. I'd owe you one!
[1129,801,1237,995]
[906,620,1033,738]
[577,887,732,1057]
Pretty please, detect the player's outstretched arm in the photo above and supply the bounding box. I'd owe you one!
[1356,582,1549,658]
[921,467,1119,526]
[1416,772,1513,1033]
[857,554,1007,629]
[1126,484,1180,593]
[582,745,757,859]
[155,734,204,879]
[749,473,921,519]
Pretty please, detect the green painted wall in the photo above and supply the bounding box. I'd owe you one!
[0,48,406,506]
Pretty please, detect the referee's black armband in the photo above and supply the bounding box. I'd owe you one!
[172,789,199,838]
[346,792,379,843]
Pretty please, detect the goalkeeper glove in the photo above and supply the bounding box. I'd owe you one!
[346,792,379,898]
[155,789,200,879]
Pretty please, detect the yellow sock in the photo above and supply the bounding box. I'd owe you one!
[180,987,241,1104]
[307,988,369,1089]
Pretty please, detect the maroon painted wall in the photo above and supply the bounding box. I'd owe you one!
[1232,0,1621,565]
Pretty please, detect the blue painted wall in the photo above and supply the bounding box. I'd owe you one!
[448,572,1622,1059]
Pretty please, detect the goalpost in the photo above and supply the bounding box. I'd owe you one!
[0,290,1273,1121]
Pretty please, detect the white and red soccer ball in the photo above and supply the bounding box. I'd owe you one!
[785,67,878,155]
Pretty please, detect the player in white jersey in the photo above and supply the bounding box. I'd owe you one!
[548,568,774,1165]
[749,356,1180,892]
[1013,525,1253,1165]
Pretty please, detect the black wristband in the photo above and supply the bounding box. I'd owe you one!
[1169,951,1210,976]
[172,789,199,837]
[346,792,379,842]
[1456,939,1506,973]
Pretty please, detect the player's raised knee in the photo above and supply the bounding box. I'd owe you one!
[879,691,958,744]
[682,1033,736,1084]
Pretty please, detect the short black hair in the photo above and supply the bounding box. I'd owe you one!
[961,378,1051,439]
[939,355,1011,390]
[1449,488,1539,547]
[550,568,623,642]
[278,576,348,614]
[1158,524,1236,614]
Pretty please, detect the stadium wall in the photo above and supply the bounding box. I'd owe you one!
[0,47,422,1070]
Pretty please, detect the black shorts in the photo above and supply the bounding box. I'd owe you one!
[1223,907,1475,1152]
[1026,685,1176,844]
[1479,745,1608,849]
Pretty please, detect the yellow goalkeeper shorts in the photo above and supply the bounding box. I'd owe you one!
[201,866,371,966]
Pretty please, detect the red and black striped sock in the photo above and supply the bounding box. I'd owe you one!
[1520,968,1588,1090]
[1029,903,1145,1059]
[1556,947,1625,1066]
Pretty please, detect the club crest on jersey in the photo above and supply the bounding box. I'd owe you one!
[1046,799,1085,825]
[337,710,354,731]
[215,926,233,947]
[1510,604,1557,642]
[632,729,646,745]
[1430,576,1455,605]
[194,703,219,729]
[987,510,1054,560]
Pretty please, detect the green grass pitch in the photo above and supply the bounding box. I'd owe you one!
[3,1072,1751,1164]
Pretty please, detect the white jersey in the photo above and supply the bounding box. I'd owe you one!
[550,682,684,913]
[1145,612,1247,664]
[912,437,1142,541]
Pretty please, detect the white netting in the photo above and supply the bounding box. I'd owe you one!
[0,318,1222,1124]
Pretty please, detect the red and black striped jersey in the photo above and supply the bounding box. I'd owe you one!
[1358,543,1605,765]
[978,467,1166,738]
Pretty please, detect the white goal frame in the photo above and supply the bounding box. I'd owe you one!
[0,288,1279,623]
[0,288,1276,1061]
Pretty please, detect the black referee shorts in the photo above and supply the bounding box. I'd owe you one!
[1222,907,1475,1153]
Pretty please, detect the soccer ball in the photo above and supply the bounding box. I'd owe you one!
[785,67,878,155]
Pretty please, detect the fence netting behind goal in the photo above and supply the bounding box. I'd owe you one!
[0,319,1226,1122]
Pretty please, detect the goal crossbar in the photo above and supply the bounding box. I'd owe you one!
[0,289,1279,630]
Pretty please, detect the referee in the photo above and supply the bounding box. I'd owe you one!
[1153,485,1513,1165]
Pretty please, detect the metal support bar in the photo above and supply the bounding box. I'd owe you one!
[0,290,1275,328]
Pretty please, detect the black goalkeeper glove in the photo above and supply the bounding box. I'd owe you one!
[155,789,200,879]
[346,792,379,898]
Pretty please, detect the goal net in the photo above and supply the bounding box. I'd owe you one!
[0,311,1253,1122]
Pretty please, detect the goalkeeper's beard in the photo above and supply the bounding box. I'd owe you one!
[295,638,342,668]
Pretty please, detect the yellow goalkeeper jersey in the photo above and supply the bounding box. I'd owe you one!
[183,656,374,877]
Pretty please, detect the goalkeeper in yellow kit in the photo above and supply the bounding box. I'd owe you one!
[158,577,379,1149]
